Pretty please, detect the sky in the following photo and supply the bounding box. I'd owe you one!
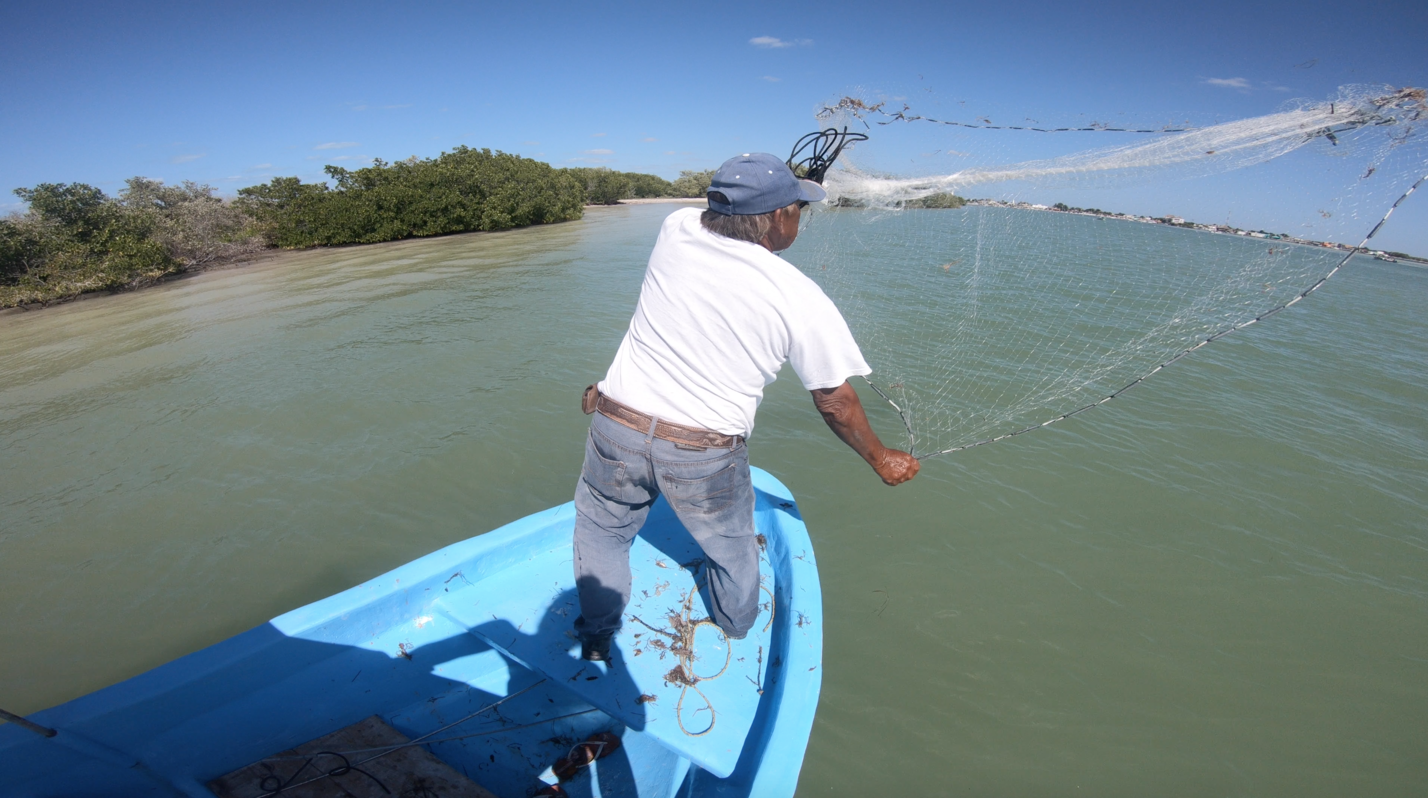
[3,0,1426,252]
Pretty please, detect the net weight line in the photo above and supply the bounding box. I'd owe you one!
[819,88,1426,138]
[819,96,1198,134]
[872,172,1427,461]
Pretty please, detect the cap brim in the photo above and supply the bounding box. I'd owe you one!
[797,179,828,203]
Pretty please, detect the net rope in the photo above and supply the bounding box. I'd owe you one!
[794,86,1426,459]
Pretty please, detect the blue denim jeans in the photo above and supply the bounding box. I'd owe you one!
[573,411,758,640]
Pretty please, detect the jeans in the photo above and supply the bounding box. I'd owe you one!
[572,411,758,640]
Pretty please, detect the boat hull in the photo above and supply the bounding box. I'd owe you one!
[0,467,822,798]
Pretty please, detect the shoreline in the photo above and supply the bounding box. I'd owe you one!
[0,249,302,318]
[964,199,1428,263]
[1,200,708,317]
[596,197,705,206]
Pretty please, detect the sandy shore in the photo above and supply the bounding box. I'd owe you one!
[590,197,705,206]
[0,249,305,316]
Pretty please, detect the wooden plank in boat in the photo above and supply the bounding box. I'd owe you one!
[208,715,499,798]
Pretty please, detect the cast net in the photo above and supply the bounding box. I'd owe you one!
[790,85,1427,459]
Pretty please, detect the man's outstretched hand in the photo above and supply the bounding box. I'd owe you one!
[811,381,921,487]
[872,448,920,486]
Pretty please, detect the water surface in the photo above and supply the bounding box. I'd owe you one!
[1,203,1424,795]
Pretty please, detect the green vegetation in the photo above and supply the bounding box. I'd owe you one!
[670,170,715,198]
[563,167,675,205]
[1053,202,1112,215]
[1153,216,1197,229]
[2,179,262,308]
[1384,250,1428,263]
[3,148,713,308]
[237,147,585,248]
[905,193,967,209]
[831,192,968,209]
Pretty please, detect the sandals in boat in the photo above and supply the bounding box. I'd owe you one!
[552,731,622,781]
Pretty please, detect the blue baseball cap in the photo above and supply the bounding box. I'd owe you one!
[707,152,827,216]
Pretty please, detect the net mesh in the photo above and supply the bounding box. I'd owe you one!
[792,86,1427,458]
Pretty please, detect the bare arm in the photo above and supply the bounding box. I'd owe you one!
[810,381,920,486]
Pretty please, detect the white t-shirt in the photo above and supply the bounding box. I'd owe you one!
[600,207,870,438]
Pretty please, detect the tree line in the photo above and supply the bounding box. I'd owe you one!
[828,192,967,209]
[565,167,714,205]
[1,148,716,308]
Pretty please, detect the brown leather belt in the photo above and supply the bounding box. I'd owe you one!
[582,385,743,449]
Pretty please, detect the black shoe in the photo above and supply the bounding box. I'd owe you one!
[581,633,612,662]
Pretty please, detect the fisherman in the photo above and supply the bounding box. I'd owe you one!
[573,153,919,661]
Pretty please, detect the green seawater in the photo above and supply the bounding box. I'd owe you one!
[2,203,1425,795]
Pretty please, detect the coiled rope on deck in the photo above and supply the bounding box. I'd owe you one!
[629,569,776,737]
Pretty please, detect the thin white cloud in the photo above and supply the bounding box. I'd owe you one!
[583,149,614,155]
[641,137,658,142]
[749,36,812,48]
[171,154,205,164]
[1205,77,1251,89]
[523,141,541,146]
[664,150,676,155]
[567,157,613,164]
[591,132,608,138]
[314,141,360,150]
[251,163,273,169]
[761,76,780,82]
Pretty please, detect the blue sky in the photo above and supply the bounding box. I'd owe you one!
[3,0,1426,251]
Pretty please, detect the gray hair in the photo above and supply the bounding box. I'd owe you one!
[700,192,791,244]
[700,210,773,244]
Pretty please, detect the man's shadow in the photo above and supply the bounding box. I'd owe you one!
[469,585,651,795]
[466,497,745,795]
[626,496,726,622]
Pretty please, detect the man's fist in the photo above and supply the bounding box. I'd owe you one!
[873,449,920,486]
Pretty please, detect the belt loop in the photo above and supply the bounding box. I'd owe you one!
[644,415,659,446]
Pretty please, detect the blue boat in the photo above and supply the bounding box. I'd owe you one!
[0,467,822,797]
